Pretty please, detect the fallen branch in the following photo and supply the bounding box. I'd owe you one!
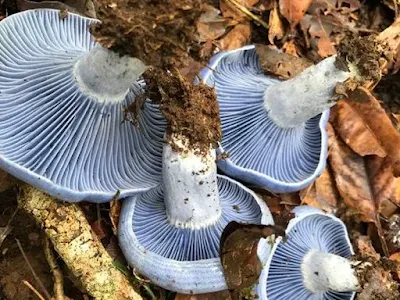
[18,184,141,300]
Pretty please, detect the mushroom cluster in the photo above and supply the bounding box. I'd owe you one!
[0,9,166,202]
[199,45,351,193]
[0,8,358,298]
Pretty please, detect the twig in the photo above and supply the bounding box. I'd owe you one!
[224,0,269,30]
[16,238,52,300]
[0,207,18,247]
[375,214,390,257]
[22,280,46,300]
[43,236,66,300]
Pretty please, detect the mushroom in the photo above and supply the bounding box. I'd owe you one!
[0,9,166,202]
[118,69,275,293]
[255,206,358,300]
[199,45,351,192]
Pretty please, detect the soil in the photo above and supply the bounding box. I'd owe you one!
[375,73,400,114]
[338,33,384,84]
[91,0,217,71]
[138,67,221,154]
[0,188,53,300]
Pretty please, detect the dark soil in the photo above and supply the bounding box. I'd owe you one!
[138,67,221,154]
[91,0,217,71]
[0,188,53,300]
[338,33,384,84]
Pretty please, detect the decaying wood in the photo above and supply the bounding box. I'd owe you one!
[18,185,141,300]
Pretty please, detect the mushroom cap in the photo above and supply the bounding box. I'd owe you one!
[255,206,355,300]
[198,45,329,193]
[118,175,274,294]
[0,9,166,202]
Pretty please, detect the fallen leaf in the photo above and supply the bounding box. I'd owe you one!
[327,123,375,222]
[255,44,313,79]
[281,39,299,57]
[220,222,285,290]
[300,167,339,213]
[91,219,108,240]
[366,156,395,214]
[300,14,336,58]
[279,0,312,29]
[109,199,122,236]
[330,100,386,157]
[217,22,251,50]
[268,3,284,44]
[175,291,231,300]
[347,87,400,164]
[196,5,228,42]
[220,0,260,23]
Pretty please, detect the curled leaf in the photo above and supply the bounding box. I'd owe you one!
[220,222,285,290]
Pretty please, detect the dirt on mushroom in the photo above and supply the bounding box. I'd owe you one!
[129,67,222,156]
[91,0,217,73]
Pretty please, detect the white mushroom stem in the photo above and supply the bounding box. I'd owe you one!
[264,55,351,128]
[74,45,147,103]
[163,136,221,229]
[301,250,359,293]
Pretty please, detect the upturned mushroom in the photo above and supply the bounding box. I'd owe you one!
[118,70,275,294]
[199,45,352,193]
[255,206,358,300]
[0,9,166,202]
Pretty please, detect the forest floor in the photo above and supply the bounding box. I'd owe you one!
[2,0,400,299]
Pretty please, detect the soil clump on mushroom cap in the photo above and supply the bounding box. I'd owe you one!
[141,68,221,155]
[93,0,222,155]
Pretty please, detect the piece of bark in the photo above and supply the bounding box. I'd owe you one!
[18,185,141,300]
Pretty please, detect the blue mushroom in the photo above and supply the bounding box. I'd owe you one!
[199,46,351,193]
[0,9,166,202]
[256,206,358,300]
[119,136,275,293]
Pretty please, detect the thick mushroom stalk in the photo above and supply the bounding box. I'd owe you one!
[302,250,359,293]
[163,136,220,229]
[74,45,147,103]
[264,55,351,128]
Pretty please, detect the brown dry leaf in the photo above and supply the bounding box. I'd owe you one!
[196,5,228,42]
[109,199,122,235]
[391,177,400,205]
[347,87,400,164]
[327,123,375,222]
[330,100,386,157]
[268,3,284,44]
[217,22,251,50]
[300,14,336,58]
[175,291,231,300]
[279,0,312,29]
[281,39,299,57]
[220,222,285,291]
[255,44,312,79]
[220,0,260,23]
[300,167,339,213]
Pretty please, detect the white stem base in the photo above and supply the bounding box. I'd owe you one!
[264,55,350,128]
[163,137,221,229]
[74,45,147,104]
[301,250,359,293]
